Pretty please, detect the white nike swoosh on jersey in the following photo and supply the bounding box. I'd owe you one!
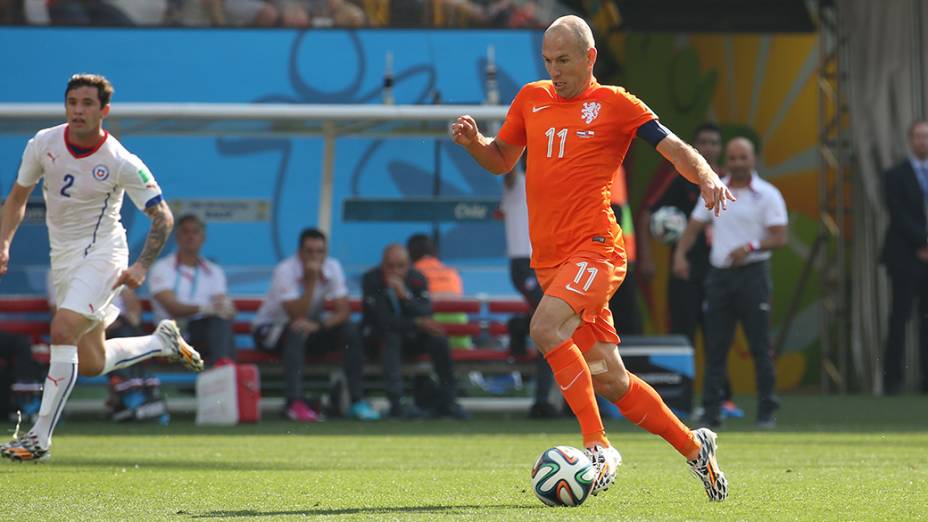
[560,370,584,391]
[532,105,552,112]
[565,284,586,295]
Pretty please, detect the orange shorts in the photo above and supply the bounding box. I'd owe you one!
[536,253,627,351]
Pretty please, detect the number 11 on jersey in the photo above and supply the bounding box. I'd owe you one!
[545,127,567,158]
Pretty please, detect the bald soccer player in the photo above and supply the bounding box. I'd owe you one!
[451,16,733,501]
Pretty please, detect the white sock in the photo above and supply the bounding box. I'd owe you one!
[101,335,165,375]
[31,345,79,448]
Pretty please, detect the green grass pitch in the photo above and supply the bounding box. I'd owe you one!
[2,395,926,521]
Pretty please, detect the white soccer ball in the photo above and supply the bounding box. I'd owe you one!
[650,205,688,244]
[531,446,595,507]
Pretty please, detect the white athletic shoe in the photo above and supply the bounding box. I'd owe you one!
[586,444,622,495]
[156,320,204,372]
[1,432,50,463]
[688,428,728,501]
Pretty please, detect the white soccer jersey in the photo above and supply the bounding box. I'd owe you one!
[16,124,163,264]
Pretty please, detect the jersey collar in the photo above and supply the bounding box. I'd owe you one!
[64,125,109,159]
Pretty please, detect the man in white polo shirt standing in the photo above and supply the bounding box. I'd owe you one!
[673,137,788,429]
[149,214,236,366]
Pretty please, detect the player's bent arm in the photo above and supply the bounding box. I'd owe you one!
[137,201,175,269]
[0,182,35,251]
[673,218,708,263]
[152,290,202,319]
[452,114,524,174]
[466,135,524,175]
[655,133,716,186]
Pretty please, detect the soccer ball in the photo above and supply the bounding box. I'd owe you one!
[531,446,595,507]
[649,205,688,243]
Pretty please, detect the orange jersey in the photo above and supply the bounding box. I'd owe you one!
[414,256,463,296]
[496,79,656,268]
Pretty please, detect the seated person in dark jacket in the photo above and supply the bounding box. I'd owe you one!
[361,244,467,419]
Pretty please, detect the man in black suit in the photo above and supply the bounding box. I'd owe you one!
[881,119,928,395]
[361,244,467,418]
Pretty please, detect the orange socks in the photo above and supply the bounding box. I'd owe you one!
[545,339,608,448]
[615,372,700,459]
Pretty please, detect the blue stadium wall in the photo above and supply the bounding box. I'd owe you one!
[0,28,546,296]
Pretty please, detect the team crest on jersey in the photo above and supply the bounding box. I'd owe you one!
[581,102,601,124]
[92,164,109,181]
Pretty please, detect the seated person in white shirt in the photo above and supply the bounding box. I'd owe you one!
[148,215,236,366]
[252,228,378,422]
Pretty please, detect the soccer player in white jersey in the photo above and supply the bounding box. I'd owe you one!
[0,74,204,462]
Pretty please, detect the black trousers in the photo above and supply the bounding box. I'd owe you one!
[703,261,778,420]
[254,322,365,404]
[509,257,554,405]
[884,261,928,393]
[378,330,456,410]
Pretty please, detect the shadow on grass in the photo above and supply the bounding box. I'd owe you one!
[56,456,343,472]
[181,504,538,518]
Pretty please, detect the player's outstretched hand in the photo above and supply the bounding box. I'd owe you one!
[450,115,479,147]
[113,263,147,289]
[0,248,8,277]
[700,176,737,216]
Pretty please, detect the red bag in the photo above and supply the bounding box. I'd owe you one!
[235,364,261,423]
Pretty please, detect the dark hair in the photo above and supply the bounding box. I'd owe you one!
[693,122,721,140]
[406,233,435,262]
[299,228,327,248]
[176,214,205,230]
[65,74,114,108]
[910,119,928,137]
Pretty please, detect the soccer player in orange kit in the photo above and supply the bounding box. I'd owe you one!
[452,16,734,501]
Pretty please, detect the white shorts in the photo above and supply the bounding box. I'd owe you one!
[51,251,127,328]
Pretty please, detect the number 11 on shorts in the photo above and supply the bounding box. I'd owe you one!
[573,261,598,292]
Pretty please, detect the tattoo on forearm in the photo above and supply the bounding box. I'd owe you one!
[138,204,172,268]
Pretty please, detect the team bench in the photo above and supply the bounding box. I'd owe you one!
[0,295,538,375]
